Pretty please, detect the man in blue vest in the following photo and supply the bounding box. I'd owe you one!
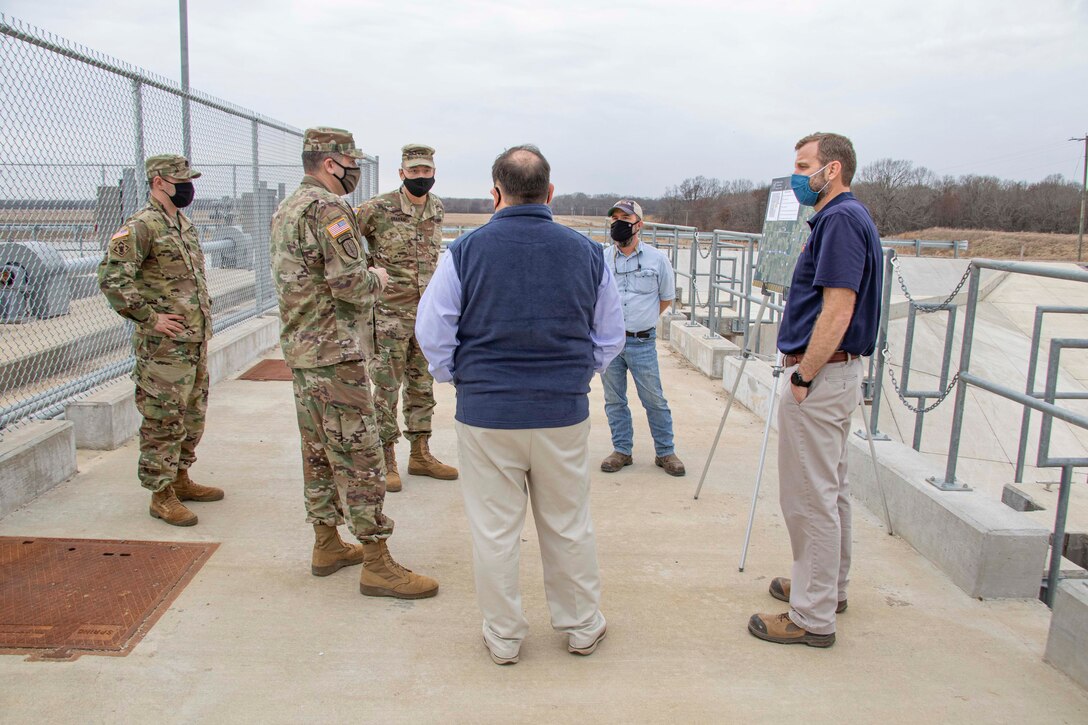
[416,145,625,665]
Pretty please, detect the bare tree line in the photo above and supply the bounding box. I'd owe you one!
[442,159,1085,237]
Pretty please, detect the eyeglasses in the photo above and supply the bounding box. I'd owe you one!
[613,250,642,276]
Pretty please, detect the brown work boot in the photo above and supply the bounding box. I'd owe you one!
[311,523,365,577]
[149,486,198,527]
[769,577,847,613]
[600,451,633,472]
[173,469,224,502]
[359,540,439,599]
[407,436,459,480]
[654,454,686,477]
[383,442,402,493]
[748,611,835,648]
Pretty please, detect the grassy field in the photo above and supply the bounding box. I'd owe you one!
[891,227,1086,262]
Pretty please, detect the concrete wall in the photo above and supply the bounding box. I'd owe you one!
[64,315,280,451]
[668,320,741,379]
[0,420,75,519]
[847,436,1049,599]
[1,315,280,519]
[1045,580,1088,689]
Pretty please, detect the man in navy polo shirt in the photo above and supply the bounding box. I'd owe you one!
[599,199,686,477]
[748,132,883,648]
[416,145,625,665]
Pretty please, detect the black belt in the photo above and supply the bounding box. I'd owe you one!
[626,328,653,339]
[782,350,855,368]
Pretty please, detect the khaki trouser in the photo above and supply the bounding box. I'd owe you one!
[456,419,606,658]
[777,358,862,636]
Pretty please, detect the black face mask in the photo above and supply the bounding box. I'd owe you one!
[167,181,195,209]
[330,159,361,195]
[403,176,435,198]
[610,219,637,245]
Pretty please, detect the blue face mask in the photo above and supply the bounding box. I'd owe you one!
[790,163,830,207]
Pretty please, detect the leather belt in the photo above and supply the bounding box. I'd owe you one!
[626,328,653,339]
[782,350,854,368]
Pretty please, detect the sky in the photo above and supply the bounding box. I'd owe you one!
[2,0,1086,199]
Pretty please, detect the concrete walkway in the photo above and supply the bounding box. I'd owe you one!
[2,346,1087,723]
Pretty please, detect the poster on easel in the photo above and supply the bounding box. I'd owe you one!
[753,176,814,295]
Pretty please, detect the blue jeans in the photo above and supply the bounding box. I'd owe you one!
[601,331,675,457]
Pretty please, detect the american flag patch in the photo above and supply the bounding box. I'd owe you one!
[110,227,130,241]
[326,217,350,238]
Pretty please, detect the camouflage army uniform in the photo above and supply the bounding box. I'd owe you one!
[271,174,392,542]
[356,187,443,445]
[97,195,212,493]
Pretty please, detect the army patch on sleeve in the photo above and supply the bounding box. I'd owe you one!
[326,217,351,239]
[326,216,360,259]
[338,237,360,260]
[108,227,133,259]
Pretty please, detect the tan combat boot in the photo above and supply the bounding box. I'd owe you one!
[173,469,225,502]
[311,523,366,576]
[359,540,439,599]
[383,442,402,493]
[149,486,198,527]
[407,436,459,480]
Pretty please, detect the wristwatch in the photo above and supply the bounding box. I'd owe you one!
[790,370,812,388]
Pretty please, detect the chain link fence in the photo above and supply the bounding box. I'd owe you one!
[0,14,378,433]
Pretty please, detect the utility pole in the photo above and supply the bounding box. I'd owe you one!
[1074,133,1087,263]
[180,0,191,159]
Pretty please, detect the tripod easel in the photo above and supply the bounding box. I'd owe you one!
[692,288,894,572]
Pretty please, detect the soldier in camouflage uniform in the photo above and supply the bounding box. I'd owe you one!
[270,127,438,599]
[356,144,458,492]
[97,154,225,527]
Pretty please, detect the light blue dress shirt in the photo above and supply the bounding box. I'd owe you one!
[604,241,676,333]
[416,248,626,383]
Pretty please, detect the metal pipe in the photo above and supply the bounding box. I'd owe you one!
[970,258,1088,282]
[962,371,1088,430]
[1045,467,1075,607]
[1036,338,1088,468]
[739,355,783,572]
[939,265,982,488]
[179,0,191,159]
[868,248,895,433]
[1017,307,1046,482]
[694,294,772,500]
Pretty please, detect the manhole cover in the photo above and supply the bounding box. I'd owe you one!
[0,537,217,661]
[238,358,293,381]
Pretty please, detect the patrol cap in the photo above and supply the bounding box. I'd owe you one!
[303,127,366,158]
[145,154,201,180]
[401,144,435,169]
[607,199,643,220]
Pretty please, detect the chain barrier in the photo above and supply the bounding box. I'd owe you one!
[881,253,968,413]
[891,255,972,311]
[881,347,960,413]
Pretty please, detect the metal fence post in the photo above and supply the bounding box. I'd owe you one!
[930,263,980,491]
[866,248,895,437]
[131,78,145,199]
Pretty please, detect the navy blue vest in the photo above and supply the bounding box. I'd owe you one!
[450,204,603,429]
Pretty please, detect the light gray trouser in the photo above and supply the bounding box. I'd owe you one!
[777,358,862,635]
[456,419,606,657]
